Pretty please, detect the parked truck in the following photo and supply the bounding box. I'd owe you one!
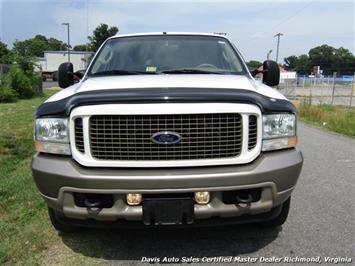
[36,50,92,81]
[32,32,303,232]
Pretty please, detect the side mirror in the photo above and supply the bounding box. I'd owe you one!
[58,62,74,88]
[262,60,280,86]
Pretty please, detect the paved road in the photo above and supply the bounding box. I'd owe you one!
[59,123,355,265]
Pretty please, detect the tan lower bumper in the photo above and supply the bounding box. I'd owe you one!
[42,182,294,221]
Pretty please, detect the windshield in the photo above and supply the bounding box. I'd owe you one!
[88,35,247,76]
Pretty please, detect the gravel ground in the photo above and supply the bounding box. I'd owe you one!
[42,81,58,89]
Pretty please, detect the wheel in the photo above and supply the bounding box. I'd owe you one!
[259,197,291,227]
[48,207,79,233]
[52,71,58,81]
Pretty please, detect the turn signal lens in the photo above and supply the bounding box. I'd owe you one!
[34,141,71,155]
[262,136,298,151]
[288,136,298,147]
[194,191,210,205]
[126,193,142,206]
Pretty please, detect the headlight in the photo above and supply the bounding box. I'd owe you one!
[34,118,71,155]
[263,114,295,139]
[262,114,297,151]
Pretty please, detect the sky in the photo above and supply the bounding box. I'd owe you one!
[0,0,354,62]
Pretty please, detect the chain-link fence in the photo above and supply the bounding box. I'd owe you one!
[278,74,355,107]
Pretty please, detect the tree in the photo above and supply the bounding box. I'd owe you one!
[308,44,335,74]
[73,44,91,51]
[0,41,11,64]
[47,37,67,51]
[333,47,355,75]
[284,45,355,75]
[308,45,355,74]
[13,35,47,57]
[246,60,262,70]
[13,35,67,57]
[284,55,298,70]
[88,23,118,52]
[284,54,310,74]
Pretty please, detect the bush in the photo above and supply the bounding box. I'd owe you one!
[0,65,42,102]
[0,86,18,102]
[26,71,43,95]
[3,66,34,98]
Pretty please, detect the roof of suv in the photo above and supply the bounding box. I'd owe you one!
[107,32,228,40]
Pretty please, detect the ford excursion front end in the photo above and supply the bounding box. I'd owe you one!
[32,33,303,231]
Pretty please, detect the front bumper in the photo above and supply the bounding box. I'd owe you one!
[32,148,303,223]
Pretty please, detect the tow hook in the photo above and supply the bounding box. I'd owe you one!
[84,198,101,208]
[236,194,253,205]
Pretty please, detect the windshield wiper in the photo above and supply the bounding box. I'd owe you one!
[91,69,159,76]
[92,68,228,76]
[161,68,224,74]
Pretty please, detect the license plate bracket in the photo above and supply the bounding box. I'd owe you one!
[142,198,194,225]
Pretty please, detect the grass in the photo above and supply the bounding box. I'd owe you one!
[298,101,355,137]
[0,90,100,265]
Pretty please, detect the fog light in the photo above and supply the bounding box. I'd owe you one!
[126,193,142,206]
[194,191,210,205]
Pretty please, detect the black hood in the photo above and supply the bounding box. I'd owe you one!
[35,87,297,118]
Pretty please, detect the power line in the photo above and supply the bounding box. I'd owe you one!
[266,1,314,34]
[247,1,314,42]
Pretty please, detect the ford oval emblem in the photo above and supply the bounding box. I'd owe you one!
[151,131,182,145]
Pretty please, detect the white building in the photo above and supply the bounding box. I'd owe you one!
[36,50,93,73]
[280,71,297,83]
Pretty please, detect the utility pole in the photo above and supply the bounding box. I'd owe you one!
[62,23,70,62]
[267,49,272,60]
[274,33,283,64]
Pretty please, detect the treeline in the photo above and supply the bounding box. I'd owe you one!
[284,45,355,75]
[247,45,355,76]
[0,23,118,63]
[0,23,118,102]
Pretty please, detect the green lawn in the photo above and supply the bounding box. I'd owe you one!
[0,90,101,265]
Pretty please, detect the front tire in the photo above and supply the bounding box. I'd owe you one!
[259,197,291,227]
[48,207,78,233]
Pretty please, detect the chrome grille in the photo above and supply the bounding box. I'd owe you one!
[89,114,243,160]
[248,115,257,150]
[74,118,85,153]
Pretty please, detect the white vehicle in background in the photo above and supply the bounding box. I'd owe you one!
[36,50,92,81]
